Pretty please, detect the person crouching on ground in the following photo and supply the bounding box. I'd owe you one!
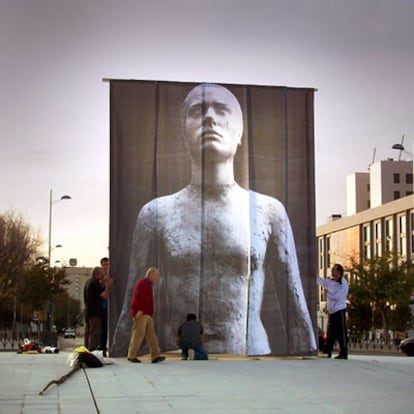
[176,313,208,360]
[127,267,165,363]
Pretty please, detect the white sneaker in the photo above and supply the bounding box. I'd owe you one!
[188,349,194,360]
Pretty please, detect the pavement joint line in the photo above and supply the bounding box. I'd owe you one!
[82,365,100,414]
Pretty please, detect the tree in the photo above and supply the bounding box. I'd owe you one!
[347,301,372,336]
[0,211,41,301]
[16,261,70,314]
[347,253,414,341]
[0,211,42,329]
[53,291,81,330]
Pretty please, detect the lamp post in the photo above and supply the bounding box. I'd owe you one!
[391,143,414,159]
[48,189,71,266]
[391,133,413,161]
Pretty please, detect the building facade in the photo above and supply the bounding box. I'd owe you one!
[317,189,413,332]
[317,195,414,331]
[65,266,92,315]
[370,159,413,208]
[346,159,413,216]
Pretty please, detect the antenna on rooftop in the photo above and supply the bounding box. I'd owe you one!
[398,135,405,161]
[371,147,377,165]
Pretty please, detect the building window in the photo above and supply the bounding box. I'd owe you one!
[320,287,326,303]
[394,191,400,200]
[367,183,370,192]
[406,173,413,184]
[326,236,331,268]
[385,218,393,252]
[362,224,371,260]
[393,173,400,184]
[374,221,382,257]
[319,238,324,270]
[398,215,407,258]
[411,211,414,255]
[412,233,414,256]
[407,191,413,196]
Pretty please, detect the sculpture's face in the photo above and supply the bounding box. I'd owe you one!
[182,84,243,161]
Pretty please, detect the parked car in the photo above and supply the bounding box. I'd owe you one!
[400,337,414,356]
[64,329,76,339]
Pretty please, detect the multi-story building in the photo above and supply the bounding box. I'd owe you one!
[346,172,370,215]
[65,267,92,315]
[317,158,414,331]
[346,159,413,216]
[317,195,414,330]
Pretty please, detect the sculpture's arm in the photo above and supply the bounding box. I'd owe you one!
[112,202,158,354]
[270,202,317,352]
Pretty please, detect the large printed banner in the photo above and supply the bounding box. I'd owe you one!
[109,80,317,356]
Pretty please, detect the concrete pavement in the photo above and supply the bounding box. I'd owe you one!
[0,351,413,414]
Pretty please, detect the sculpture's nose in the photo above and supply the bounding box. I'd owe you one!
[203,105,216,126]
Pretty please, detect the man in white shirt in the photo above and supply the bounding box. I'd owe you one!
[317,264,349,359]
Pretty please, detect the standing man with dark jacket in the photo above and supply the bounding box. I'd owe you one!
[317,263,349,359]
[84,266,113,351]
[127,267,165,363]
[99,257,111,356]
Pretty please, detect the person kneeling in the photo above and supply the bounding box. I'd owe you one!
[176,314,208,360]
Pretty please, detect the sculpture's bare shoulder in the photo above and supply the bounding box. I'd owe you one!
[136,188,190,225]
[248,189,288,229]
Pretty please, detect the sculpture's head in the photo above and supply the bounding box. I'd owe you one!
[181,83,243,162]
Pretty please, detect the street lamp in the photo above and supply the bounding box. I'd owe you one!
[391,135,414,160]
[392,143,414,159]
[48,189,71,266]
[391,137,414,196]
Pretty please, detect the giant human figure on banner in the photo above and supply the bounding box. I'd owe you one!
[113,83,316,355]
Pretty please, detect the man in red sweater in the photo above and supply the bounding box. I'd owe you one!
[127,267,165,363]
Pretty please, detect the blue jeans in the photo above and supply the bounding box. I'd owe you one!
[181,344,208,360]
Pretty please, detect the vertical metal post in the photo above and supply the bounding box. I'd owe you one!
[48,189,53,266]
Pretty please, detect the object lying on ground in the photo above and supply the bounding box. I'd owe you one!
[38,346,105,395]
[18,338,42,353]
[17,338,60,354]
[43,346,59,354]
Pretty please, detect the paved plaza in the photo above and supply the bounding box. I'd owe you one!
[0,350,413,414]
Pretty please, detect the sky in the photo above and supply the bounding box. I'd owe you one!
[1,0,413,267]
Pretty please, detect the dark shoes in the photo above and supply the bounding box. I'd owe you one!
[152,356,166,364]
[128,356,165,363]
[324,352,347,359]
[127,358,141,363]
